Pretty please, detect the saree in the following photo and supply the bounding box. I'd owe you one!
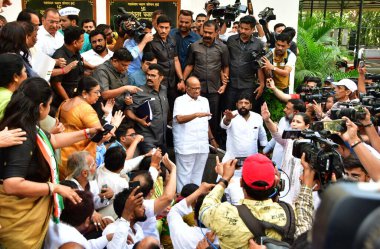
[57,100,99,180]
[0,128,62,249]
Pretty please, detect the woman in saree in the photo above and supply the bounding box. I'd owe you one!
[0,77,99,248]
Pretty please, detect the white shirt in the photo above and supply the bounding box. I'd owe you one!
[103,218,144,249]
[221,110,268,162]
[45,220,108,249]
[272,116,291,168]
[168,199,214,249]
[173,94,211,155]
[69,178,109,210]
[35,25,64,57]
[82,49,114,67]
[137,199,160,241]
[97,165,129,195]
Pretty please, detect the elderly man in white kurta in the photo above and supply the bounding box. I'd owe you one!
[172,76,217,192]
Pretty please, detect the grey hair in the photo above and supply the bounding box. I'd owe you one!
[67,151,91,178]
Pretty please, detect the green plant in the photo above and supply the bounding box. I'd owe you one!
[295,16,357,89]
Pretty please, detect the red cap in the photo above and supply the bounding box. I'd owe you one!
[242,154,275,191]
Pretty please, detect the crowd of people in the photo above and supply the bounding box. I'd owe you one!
[0,1,380,249]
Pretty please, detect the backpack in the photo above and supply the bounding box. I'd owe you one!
[236,201,296,249]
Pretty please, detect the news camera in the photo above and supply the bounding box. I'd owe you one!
[251,49,273,68]
[330,102,367,122]
[206,0,248,26]
[115,7,147,41]
[258,7,276,25]
[299,86,333,104]
[282,129,344,186]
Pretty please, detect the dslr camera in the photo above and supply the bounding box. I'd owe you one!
[251,49,273,68]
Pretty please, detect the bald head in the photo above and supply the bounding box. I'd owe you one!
[134,236,160,249]
[186,76,201,100]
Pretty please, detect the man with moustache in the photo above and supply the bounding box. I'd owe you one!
[221,93,267,163]
[261,32,296,93]
[81,29,114,67]
[126,64,169,153]
[146,14,185,110]
[172,76,217,191]
[66,151,114,211]
[170,10,201,70]
[183,20,229,142]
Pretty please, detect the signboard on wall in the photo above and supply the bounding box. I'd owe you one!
[106,0,180,28]
[22,0,96,21]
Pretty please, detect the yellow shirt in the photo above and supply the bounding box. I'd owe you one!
[200,185,313,249]
[273,50,290,90]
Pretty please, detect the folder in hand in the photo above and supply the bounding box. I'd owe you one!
[135,100,153,122]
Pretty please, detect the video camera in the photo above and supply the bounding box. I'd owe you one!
[114,7,146,41]
[299,86,334,104]
[206,0,248,26]
[330,102,367,123]
[282,129,344,186]
[251,49,273,68]
[258,7,276,25]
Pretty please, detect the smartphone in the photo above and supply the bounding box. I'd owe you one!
[129,181,142,195]
[311,119,347,134]
[359,60,365,68]
[91,124,114,143]
[235,157,247,168]
[129,181,140,190]
[100,184,107,203]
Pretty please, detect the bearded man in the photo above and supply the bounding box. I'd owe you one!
[220,93,268,163]
[81,29,114,67]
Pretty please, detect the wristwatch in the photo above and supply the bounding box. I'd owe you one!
[217,178,229,188]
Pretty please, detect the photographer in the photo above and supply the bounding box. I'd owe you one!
[340,117,380,181]
[261,32,296,93]
[122,19,154,76]
[199,154,315,249]
[261,102,313,205]
[343,156,371,182]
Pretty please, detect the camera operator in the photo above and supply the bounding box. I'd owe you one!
[199,154,315,249]
[261,103,315,205]
[261,32,296,93]
[343,156,371,182]
[340,117,380,181]
[263,99,306,168]
[123,19,154,77]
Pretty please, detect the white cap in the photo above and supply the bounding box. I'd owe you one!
[333,79,357,92]
[59,7,80,16]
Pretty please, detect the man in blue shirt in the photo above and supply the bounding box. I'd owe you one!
[124,19,154,76]
[170,10,201,70]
